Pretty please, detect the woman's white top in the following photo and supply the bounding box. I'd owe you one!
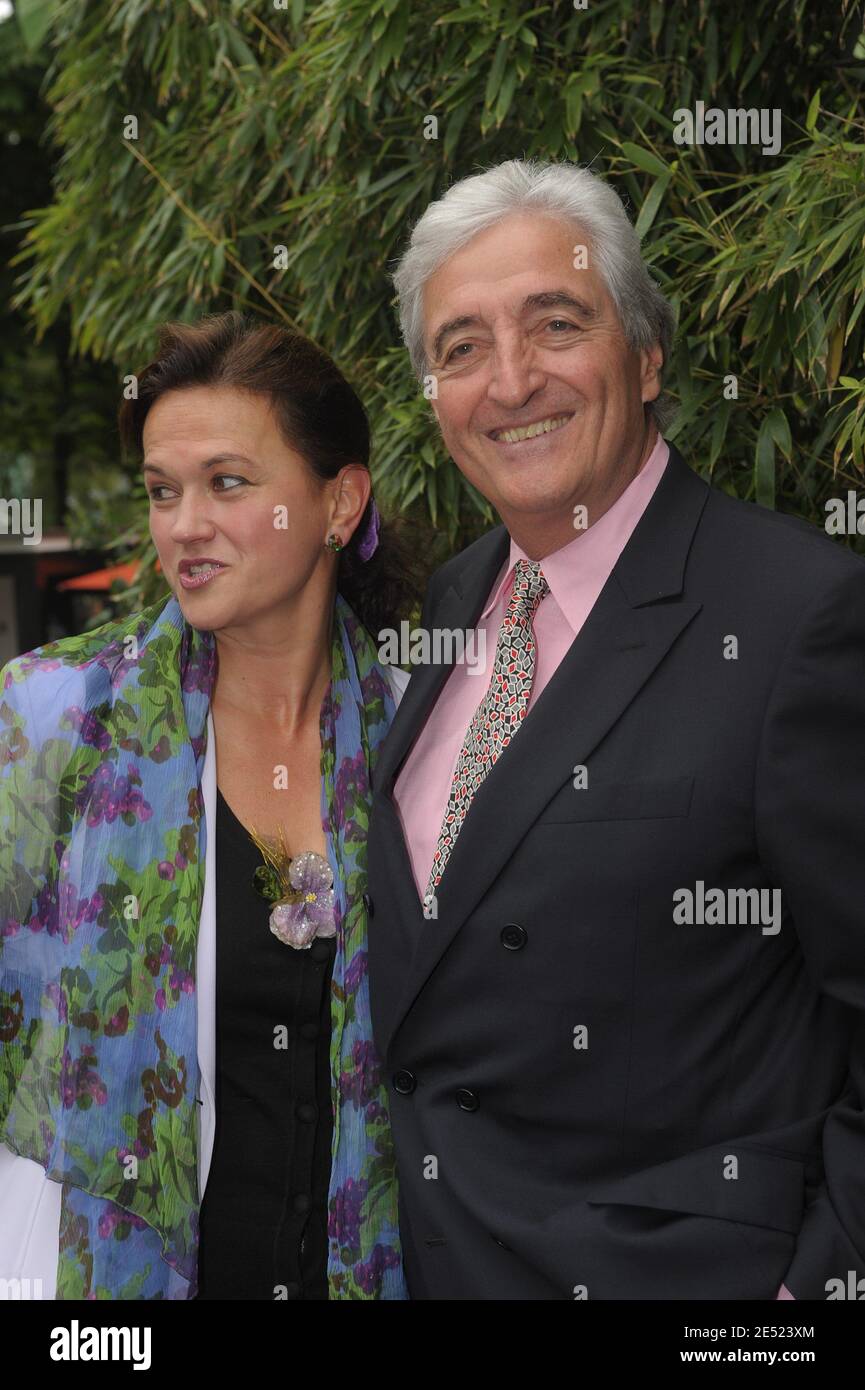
[0,663,410,1298]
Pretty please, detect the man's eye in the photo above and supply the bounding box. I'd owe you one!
[444,343,474,363]
[547,319,578,332]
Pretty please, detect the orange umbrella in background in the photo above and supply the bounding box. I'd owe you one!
[57,556,162,591]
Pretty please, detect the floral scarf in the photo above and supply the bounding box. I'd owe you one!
[0,590,408,1300]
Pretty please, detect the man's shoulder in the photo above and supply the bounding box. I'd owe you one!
[699,479,865,589]
[424,525,508,597]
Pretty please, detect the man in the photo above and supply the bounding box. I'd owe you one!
[366,158,865,1300]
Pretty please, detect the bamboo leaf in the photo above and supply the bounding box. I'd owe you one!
[620,142,669,178]
[635,172,671,238]
[755,418,776,509]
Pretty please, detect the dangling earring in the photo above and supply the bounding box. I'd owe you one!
[325,533,344,553]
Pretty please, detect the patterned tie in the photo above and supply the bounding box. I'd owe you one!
[424,558,550,901]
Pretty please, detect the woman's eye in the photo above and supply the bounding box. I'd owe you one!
[148,475,246,500]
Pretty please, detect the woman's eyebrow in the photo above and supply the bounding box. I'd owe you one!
[142,452,261,477]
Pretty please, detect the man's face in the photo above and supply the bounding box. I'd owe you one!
[422,211,663,555]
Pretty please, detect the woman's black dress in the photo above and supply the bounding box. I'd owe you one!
[194,785,336,1300]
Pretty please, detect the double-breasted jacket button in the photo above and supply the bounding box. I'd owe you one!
[393,1069,416,1094]
[500,923,527,950]
[456,1088,479,1112]
[363,892,374,916]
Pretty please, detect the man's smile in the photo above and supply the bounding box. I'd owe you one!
[486,411,575,447]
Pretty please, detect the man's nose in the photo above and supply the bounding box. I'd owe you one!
[486,335,545,407]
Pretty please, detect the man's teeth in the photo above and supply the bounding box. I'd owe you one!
[493,414,571,444]
[188,563,220,576]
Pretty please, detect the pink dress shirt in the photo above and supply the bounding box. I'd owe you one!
[392,431,795,1301]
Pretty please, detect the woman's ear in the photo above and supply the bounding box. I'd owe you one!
[330,464,372,539]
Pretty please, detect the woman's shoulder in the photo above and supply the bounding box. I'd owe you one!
[1,595,175,697]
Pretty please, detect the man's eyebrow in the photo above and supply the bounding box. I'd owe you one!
[430,289,598,361]
[523,290,598,318]
[431,314,478,363]
[142,452,261,477]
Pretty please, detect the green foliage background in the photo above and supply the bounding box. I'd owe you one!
[7,0,865,617]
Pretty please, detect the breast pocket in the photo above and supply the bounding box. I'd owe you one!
[535,775,694,825]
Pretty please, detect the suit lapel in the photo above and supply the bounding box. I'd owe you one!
[373,529,511,796]
[372,443,710,1053]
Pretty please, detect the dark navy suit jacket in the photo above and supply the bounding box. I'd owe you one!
[367,442,865,1300]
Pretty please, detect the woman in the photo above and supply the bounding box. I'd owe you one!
[0,310,424,1300]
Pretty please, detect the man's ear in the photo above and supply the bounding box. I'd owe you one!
[640,340,664,404]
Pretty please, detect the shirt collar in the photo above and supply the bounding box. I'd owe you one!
[479,433,670,632]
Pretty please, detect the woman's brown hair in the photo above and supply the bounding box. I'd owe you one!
[118,310,426,639]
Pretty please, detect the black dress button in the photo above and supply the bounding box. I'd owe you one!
[393,1069,416,1094]
[297,1102,316,1123]
[456,1088,479,1112]
[310,939,332,963]
[299,1021,319,1041]
[284,1281,301,1299]
[501,923,527,950]
[293,1193,311,1214]
[363,892,374,917]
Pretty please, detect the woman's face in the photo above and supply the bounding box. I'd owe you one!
[143,385,338,633]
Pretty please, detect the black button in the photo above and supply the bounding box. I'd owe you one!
[491,1234,511,1250]
[310,939,332,962]
[456,1088,479,1112]
[293,1193,311,1214]
[501,923,527,950]
[363,892,374,917]
[393,1069,416,1094]
[284,1281,300,1299]
[299,1021,318,1041]
[297,1102,316,1123]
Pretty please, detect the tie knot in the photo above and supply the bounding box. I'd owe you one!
[511,558,549,611]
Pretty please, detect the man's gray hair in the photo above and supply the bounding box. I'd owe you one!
[391,158,678,428]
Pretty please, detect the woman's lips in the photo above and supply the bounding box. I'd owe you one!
[178,564,227,590]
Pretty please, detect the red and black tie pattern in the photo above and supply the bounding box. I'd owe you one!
[424,558,550,900]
